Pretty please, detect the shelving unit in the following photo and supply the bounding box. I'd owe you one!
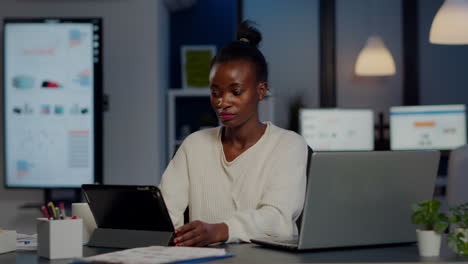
[168,89,214,160]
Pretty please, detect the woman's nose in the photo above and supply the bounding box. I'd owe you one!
[219,94,232,108]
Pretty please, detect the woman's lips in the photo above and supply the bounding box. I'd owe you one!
[219,113,235,121]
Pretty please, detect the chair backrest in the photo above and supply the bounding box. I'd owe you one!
[446,144,468,206]
[296,146,313,232]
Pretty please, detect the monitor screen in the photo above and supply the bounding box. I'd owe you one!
[3,18,102,188]
[299,109,374,151]
[390,105,467,150]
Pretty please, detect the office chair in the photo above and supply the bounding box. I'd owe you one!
[296,146,313,232]
[446,144,468,206]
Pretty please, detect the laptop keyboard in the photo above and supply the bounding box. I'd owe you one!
[274,239,298,245]
[251,237,299,250]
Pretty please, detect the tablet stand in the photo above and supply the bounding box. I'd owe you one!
[87,228,174,248]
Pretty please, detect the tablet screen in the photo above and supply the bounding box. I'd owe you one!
[82,185,174,232]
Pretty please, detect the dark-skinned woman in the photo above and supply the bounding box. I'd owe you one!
[160,21,308,247]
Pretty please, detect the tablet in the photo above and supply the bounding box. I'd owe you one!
[82,184,174,232]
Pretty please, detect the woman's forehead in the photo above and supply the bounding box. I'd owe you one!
[210,60,255,81]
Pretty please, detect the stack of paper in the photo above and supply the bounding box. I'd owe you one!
[78,246,233,264]
[0,230,16,254]
[16,233,37,251]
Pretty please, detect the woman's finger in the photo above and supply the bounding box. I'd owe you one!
[193,238,209,247]
[175,222,195,235]
[175,230,198,243]
[179,233,206,247]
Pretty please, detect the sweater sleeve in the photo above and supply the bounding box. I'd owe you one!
[159,143,190,229]
[225,137,308,243]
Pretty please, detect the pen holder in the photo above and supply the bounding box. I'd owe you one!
[37,218,83,259]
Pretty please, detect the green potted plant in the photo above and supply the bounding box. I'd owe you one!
[448,202,468,256]
[411,200,449,257]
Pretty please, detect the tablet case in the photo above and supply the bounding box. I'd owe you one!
[82,184,175,248]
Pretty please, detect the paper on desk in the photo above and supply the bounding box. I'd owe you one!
[16,233,37,251]
[79,246,232,264]
[0,230,17,254]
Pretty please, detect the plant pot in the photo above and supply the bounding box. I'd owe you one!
[416,229,442,257]
[454,228,468,255]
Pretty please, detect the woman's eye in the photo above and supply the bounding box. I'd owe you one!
[211,91,219,97]
[233,90,241,96]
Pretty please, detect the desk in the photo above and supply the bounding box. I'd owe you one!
[1,243,468,264]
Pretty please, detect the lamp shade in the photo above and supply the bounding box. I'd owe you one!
[355,35,396,76]
[430,0,468,44]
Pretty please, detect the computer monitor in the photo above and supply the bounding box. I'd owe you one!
[299,109,374,151]
[3,18,103,188]
[390,104,467,150]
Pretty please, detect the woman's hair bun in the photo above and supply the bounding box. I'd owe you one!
[236,20,262,48]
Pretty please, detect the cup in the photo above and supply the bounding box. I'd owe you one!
[37,218,82,259]
[71,203,97,245]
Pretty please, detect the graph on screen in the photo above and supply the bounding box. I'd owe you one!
[390,105,467,150]
[3,18,102,188]
[300,109,374,151]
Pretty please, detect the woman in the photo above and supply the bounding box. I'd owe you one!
[160,21,308,246]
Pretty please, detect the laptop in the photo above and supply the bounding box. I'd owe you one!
[251,151,440,250]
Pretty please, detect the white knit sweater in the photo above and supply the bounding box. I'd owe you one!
[159,122,308,243]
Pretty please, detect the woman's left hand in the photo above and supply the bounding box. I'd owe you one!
[174,220,228,246]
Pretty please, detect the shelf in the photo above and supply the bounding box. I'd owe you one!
[167,90,218,160]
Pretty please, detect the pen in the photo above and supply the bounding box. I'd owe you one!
[48,201,58,220]
[46,205,54,220]
[56,207,62,220]
[59,202,66,218]
[41,205,51,219]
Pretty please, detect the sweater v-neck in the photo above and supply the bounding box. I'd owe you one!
[219,122,270,166]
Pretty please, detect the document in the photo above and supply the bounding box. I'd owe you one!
[77,246,233,264]
[16,233,37,251]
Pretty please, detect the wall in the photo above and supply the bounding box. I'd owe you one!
[243,0,402,126]
[0,0,168,233]
[169,0,237,89]
[336,0,403,122]
[419,0,468,106]
[243,0,320,129]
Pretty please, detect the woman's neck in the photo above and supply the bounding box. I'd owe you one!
[222,119,267,149]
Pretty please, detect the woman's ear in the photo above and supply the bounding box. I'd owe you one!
[257,82,268,101]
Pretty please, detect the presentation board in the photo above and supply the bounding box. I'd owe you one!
[299,109,374,151]
[390,105,467,150]
[3,18,102,188]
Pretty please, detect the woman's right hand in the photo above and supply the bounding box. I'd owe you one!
[173,220,228,247]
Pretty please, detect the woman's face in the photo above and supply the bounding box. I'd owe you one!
[209,60,267,128]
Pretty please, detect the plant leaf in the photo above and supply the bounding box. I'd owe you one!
[434,221,448,233]
[448,233,459,252]
[411,204,420,212]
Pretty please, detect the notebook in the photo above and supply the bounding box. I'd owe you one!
[75,246,234,264]
[251,151,440,250]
